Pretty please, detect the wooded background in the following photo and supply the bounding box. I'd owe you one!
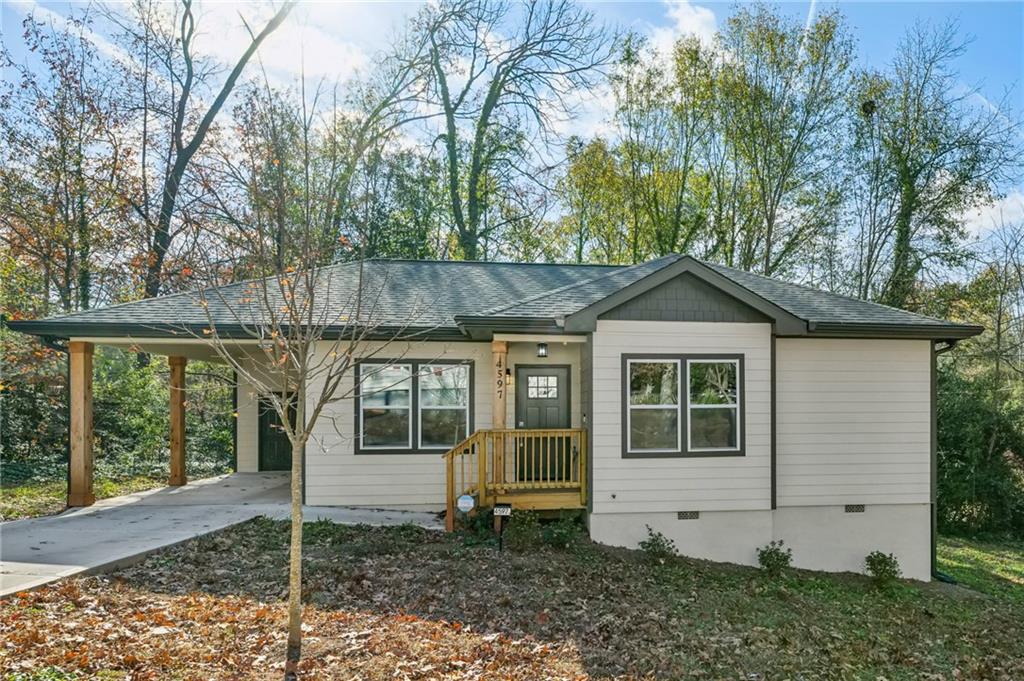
[1,0,1021,536]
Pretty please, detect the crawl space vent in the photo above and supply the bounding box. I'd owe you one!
[677,511,700,520]
[844,504,865,514]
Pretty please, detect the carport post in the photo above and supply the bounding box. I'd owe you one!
[169,356,187,486]
[68,341,95,507]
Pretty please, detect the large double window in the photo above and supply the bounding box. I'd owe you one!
[358,360,472,453]
[624,355,743,457]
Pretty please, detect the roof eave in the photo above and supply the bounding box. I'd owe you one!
[801,321,985,341]
[4,319,468,343]
[454,315,565,341]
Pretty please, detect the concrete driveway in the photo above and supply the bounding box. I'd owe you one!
[0,472,442,597]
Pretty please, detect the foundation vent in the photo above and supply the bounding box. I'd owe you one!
[677,511,700,520]
[844,504,865,514]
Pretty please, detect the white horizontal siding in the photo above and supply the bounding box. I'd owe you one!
[590,320,772,514]
[304,340,493,509]
[776,338,931,507]
[235,360,259,473]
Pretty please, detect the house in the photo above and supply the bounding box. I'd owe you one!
[7,255,982,581]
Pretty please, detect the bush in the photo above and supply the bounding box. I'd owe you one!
[638,525,677,564]
[756,540,793,577]
[504,510,543,551]
[543,512,585,549]
[864,550,902,586]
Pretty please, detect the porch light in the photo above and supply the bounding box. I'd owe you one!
[536,343,548,358]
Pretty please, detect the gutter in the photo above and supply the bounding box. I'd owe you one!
[931,340,959,584]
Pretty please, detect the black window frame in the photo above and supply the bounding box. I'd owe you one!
[621,353,745,459]
[355,359,475,455]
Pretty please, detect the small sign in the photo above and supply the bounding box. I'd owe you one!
[493,504,512,517]
[456,494,475,513]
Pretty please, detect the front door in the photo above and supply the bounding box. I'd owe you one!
[515,366,570,482]
[258,395,294,471]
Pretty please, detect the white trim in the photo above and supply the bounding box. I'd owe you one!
[625,358,682,454]
[686,359,741,453]
[359,363,413,450]
[417,364,470,449]
[492,333,587,344]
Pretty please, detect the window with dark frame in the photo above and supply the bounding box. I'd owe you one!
[623,354,744,457]
[626,359,681,453]
[687,359,740,451]
[358,361,471,453]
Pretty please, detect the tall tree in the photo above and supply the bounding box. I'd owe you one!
[850,22,1022,308]
[420,0,613,260]
[716,6,852,276]
[0,13,126,313]
[106,0,294,298]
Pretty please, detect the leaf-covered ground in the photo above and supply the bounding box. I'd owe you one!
[2,518,1022,680]
[0,476,165,521]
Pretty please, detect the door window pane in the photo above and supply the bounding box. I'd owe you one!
[527,375,558,398]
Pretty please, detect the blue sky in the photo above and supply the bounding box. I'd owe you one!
[3,0,1022,232]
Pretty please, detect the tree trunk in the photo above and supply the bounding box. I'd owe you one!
[283,415,305,679]
[881,168,917,309]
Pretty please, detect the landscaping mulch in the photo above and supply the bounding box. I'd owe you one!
[2,518,1022,679]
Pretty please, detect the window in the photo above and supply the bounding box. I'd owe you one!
[687,359,740,451]
[419,364,470,448]
[622,354,744,457]
[357,360,473,453]
[359,364,412,449]
[626,359,681,453]
[527,374,558,399]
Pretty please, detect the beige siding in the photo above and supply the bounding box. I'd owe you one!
[776,338,931,506]
[235,362,260,473]
[590,320,773,513]
[305,340,493,509]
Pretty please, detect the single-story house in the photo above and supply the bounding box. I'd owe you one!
[8,254,982,581]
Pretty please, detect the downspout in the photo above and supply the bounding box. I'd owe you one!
[932,340,958,583]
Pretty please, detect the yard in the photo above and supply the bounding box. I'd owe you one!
[0,476,165,521]
[2,518,1021,679]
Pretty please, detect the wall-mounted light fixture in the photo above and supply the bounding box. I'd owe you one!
[536,342,548,358]
[505,366,513,386]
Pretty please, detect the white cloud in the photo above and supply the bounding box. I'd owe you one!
[650,0,718,61]
[962,189,1024,238]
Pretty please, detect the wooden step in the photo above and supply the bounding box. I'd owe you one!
[493,489,584,511]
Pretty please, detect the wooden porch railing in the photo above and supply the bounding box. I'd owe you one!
[443,428,588,531]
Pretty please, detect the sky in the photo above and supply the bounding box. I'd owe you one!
[2,0,1022,234]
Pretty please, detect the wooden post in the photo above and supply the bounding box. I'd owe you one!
[491,341,508,525]
[169,356,187,486]
[445,453,455,532]
[68,342,95,507]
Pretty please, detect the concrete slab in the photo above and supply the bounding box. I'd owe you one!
[0,472,442,597]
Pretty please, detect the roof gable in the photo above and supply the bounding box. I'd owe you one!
[598,271,771,324]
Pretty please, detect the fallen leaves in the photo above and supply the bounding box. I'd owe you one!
[2,519,1022,680]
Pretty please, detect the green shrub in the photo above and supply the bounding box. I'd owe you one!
[504,510,543,551]
[865,550,902,587]
[638,525,677,564]
[543,512,585,549]
[458,505,495,543]
[756,540,793,577]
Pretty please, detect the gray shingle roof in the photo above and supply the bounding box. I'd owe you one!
[7,255,981,340]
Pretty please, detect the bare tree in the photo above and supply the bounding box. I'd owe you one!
[104,0,294,298]
[420,0,614,260]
